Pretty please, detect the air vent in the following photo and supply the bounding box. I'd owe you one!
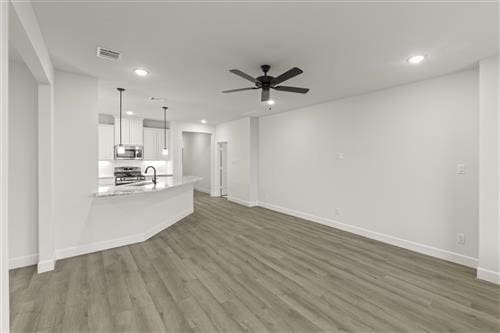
[150,97,166,102]
[96,46,121,61]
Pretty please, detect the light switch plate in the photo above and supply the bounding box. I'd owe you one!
[456,164,466,175]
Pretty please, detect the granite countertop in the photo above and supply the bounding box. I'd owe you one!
[95,176,202,198]
[98,174,173,180]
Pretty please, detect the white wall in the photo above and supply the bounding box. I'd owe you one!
[182,132,212,193]
[249,117,259,203]
[0,2,9,329]
[259,70,479,266]
[8,61,38,267]
[171,121,216,194]
[478,56,500,284]
[53,70,98,251]
[215,117,259,205]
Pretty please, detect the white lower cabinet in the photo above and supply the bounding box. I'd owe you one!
[144,127,169,160]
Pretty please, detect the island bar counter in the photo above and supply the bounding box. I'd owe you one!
[55,177,201,260]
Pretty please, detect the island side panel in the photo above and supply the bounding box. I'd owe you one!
[54,183,194,260]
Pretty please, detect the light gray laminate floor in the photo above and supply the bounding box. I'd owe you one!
[10,192,500,332]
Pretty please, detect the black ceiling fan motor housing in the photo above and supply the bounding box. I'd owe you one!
[222,64,309,102]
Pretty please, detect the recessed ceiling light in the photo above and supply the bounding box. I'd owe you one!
[407,55,426,65]
[267,100,275,105]
[201,119,207,124]
[134,68,149,76]
[126,110,134,115]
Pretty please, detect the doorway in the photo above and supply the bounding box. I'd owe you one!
[218,142,228,197]
[182,131,212,194]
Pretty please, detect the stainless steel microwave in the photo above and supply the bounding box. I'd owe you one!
[114,145,144,160]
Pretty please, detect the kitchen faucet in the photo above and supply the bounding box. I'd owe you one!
[145,166,157,184]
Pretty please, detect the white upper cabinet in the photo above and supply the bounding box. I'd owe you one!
[143,127,169,160]
[128,118,144,145]
[114,117,143,145]
[143,127,157,160]
[98,124,114,160]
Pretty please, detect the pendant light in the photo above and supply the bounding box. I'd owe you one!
[117,88,125,154]
[161,106,169,156]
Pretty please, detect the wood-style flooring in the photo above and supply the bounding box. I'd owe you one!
[10,192,500,332]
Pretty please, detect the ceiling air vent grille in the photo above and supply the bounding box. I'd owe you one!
[96,47,121,61]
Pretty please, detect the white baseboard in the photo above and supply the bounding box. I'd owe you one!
[37,259,55,273]
[9,209,193,271]
[55,234,144,260]
[477,267,500,284]
[228,196,259,207]
[258,201,478,269]
[9,253,38,270]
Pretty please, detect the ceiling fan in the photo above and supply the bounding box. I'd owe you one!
[222,65,309,102]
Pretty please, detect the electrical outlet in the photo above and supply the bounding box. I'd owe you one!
[337,152,345,160]
[335,208,341,216]
[457,233,465,245]
[456,164,466,175]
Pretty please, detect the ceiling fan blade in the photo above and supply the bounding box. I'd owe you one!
[273,86,309,94]
[271,67,303,85]
[222,87,258,93]
[261,88,270,102]
[229,69,258,83]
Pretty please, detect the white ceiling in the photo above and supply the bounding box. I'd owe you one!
[31,1,498,123]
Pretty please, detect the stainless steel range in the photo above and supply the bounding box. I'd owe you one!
[114,166,146,185]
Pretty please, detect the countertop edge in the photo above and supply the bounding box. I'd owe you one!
[94,176,202,198]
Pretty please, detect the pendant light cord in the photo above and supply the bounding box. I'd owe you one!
[117,88,125,146]
[162,106,168,149]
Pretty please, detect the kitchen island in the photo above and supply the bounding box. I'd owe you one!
[55,176,201,260]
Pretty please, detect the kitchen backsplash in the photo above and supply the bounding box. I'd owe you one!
[98,160,173,178]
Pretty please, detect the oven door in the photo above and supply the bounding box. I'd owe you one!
[114,145,144,160]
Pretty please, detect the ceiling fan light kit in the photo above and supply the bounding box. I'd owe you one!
[222,64,309,103]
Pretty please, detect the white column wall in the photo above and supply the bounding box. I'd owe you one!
[249,117,259,204]
[8,61,38,269]
[478,56,500,284]
[9,0,55,275]
[52,70,98,252]
[0,1,9,330]
[37,84,55,273]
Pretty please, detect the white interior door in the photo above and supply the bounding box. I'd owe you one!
[218,142,228,196]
